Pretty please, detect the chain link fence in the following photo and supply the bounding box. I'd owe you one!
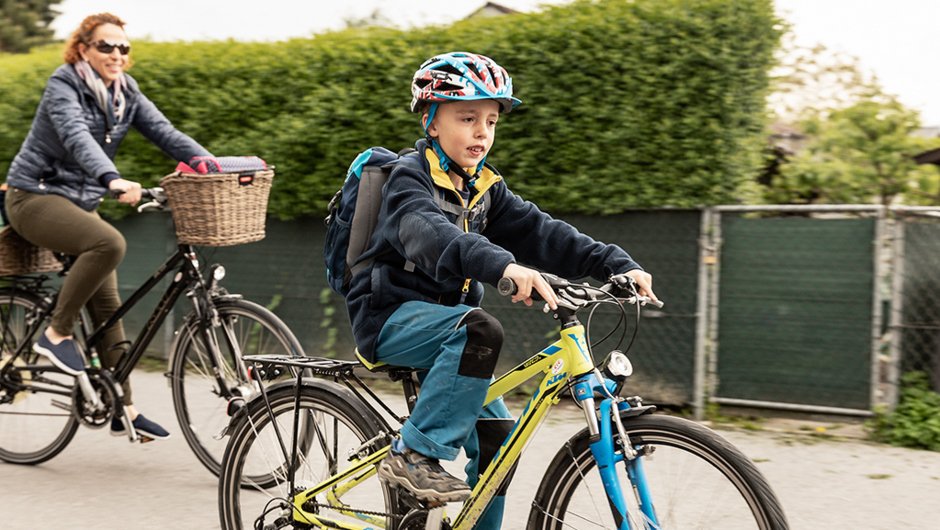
[889,209,940,403]
[109,206,940,417]
[708,206,883,415]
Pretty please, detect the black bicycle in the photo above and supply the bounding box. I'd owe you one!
[0,187,304,477]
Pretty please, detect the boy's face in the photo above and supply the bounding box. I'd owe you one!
[425,99,500,171]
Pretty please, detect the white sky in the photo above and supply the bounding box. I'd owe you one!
[50,0,940,126]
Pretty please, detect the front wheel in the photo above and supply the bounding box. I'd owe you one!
[169,298,304,477]
[529,414,788,530]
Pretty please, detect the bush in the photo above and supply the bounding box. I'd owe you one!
[869,372,940,451]
[0,0,781,219]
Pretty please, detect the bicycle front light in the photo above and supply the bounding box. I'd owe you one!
[212,264,226,282]
[605,350,633,378]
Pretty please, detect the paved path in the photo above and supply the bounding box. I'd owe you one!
[2,369,939,528]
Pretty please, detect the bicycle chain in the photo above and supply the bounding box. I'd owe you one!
[300,500,403,522]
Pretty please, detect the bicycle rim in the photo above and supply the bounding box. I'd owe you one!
[219,383,396,530]
[0,290,79,464]
[529,414,788,530]
[171,299,302,477]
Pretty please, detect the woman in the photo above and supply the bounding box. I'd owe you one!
[4,13,212,440]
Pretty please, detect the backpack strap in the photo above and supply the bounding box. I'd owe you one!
[347,165,392,279]
[434,189,490,230]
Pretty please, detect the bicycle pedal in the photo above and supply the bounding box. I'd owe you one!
[139,436,155,444]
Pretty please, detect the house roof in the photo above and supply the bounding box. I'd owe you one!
[914,147,940,166]
[467,2,521,18]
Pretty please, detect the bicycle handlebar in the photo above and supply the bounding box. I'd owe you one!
[497,274,664,309]
[108,187,167,213]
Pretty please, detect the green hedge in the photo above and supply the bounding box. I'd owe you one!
[0,0,781,219]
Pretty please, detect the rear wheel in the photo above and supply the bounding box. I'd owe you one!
[0,288,79,464]
[219,381,399,530]
[170,298,303,477]
[529,414,788,530]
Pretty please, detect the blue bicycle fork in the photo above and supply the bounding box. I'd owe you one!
[573,373,661,530]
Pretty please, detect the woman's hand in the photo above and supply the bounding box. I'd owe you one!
[109,178,142,205]
[502,263,559,310]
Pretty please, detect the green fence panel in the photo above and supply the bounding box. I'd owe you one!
[113,210,701,405]
[897,217,940,392]
[716,215,874,410]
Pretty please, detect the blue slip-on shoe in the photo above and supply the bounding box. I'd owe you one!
[32,333,84,376]
[111,414,171,440]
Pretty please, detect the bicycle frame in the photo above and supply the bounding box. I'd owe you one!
[286,314,657,530]
[0,244,242,407]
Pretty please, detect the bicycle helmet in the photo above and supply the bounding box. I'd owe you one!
[412,52,521,179]
[411,52,521,114]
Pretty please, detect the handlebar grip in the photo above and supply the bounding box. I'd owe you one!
[644,298,665,309]
[497,277,516,296]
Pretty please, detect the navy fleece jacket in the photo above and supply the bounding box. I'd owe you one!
[346,139,642,361]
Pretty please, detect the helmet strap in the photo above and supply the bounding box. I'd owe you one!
[424,101,482,185]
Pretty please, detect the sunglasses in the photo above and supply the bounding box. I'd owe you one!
[89,39,131,55]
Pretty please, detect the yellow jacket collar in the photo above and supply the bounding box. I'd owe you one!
[424,147,501,194]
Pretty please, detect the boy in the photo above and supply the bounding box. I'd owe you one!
[345,52,655,529]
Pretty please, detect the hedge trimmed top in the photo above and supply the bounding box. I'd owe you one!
[0,0,781,219]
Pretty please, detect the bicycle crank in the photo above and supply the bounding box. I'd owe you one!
[71,369,122,429]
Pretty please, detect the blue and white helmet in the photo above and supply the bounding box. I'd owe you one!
[411,52,521,114]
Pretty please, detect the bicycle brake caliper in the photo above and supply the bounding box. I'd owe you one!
[612,398,638,460]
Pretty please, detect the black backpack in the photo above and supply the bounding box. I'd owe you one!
[323,147,490,296]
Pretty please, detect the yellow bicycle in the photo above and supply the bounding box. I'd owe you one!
[218,274,788,529]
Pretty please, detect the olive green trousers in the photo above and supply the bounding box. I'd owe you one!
[6,187,133,403]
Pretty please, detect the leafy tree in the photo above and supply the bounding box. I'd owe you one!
[768,35,880,123]
[765,96,940,206]
[0,0,62,54]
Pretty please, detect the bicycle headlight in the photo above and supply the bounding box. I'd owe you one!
[212,264,226,282]
[606,350,633,378]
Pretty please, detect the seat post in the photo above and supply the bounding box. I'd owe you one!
[399,372,418,414]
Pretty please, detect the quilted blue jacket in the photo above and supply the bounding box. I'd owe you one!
[346,138,643,361]
[6,63,210,211]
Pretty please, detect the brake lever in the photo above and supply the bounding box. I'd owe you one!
[137,201,164,213]
[625,295,665,309]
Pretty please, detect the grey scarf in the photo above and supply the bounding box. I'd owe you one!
[74,60,126,131]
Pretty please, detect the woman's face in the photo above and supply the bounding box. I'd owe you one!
[79,23,130,87]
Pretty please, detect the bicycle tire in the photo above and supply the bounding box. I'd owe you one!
[219,379,398,530]
[0,288,80,464]
[170,298,304,477]
[528,413,788,530]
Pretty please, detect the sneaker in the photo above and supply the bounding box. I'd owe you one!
[33,332,84,376]
[110,414,171,440]
[377,447,471,503]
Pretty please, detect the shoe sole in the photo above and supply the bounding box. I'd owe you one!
[109,428,170,440]
[377,463,470,503]
[32,343,84,376]
[136,429,170,440]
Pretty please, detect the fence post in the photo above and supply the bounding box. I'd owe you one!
[704,209,723,415]
[886,211,906,411]
[870,206,886,411]
[693,207,713,420]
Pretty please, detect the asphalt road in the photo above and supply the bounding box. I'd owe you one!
[2,368,939,529]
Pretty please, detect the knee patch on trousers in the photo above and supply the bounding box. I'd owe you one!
[457,309,503,379]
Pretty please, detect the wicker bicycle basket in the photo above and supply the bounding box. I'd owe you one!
[159,169,274,247]
[0,226,62,276]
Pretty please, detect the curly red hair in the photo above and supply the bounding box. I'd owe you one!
[63,13,133,68]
